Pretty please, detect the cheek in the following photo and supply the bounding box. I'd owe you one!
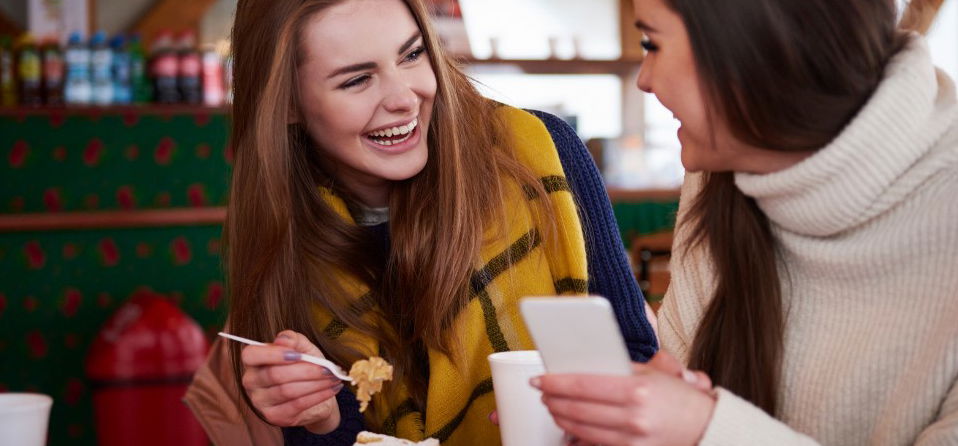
[414,64,438,104]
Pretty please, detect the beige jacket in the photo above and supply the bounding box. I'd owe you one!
[183,338,283,446]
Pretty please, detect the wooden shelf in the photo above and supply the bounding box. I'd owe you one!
[456,56,642,76]
[0,208,227,232]
[607,188,680,202]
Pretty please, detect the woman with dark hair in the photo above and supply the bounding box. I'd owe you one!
[185,0,657,444]
[536,0,958,444]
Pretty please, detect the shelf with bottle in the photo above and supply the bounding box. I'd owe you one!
[456,55,643,76]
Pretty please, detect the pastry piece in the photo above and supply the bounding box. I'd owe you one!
[348,356,394,413]
[353,431,439,445]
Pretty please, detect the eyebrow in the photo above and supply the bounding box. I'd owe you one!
[326,32,423,79]
[634,19,658,33]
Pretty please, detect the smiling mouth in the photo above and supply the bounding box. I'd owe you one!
[364,118,418,146]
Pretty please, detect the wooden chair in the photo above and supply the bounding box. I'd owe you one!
[629,231,673,313]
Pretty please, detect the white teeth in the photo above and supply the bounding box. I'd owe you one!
[368,118,418,138]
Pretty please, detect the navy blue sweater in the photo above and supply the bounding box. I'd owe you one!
[284,111,658,444]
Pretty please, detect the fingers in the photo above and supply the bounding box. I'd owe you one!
[542,395,633,431]
[536,374,648,406]
[489,410,499,426]
[259,382,345,427]
[273,330,324,357]
[551,414,628,446]
[249,378,344,407]
[241,344,306,367]
[646,351,683,376]
[243,360,337,390]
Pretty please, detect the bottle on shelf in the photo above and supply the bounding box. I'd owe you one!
[16,34,43,107]
[41,37,65,106]
[64,31,93,106]
[151,30,180,104]
[177,30,202,105]
[128,34,152,104]
[201,44,224,107]
[110,35,132,105]
[0,35,16,107]
[90,31,114,106]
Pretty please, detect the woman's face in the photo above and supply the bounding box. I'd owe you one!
[633,0,752,172]
[297,0,437,206]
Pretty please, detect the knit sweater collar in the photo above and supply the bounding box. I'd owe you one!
[734,36,958,237]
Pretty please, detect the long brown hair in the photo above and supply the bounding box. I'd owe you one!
[662,0,919,414]
[226,0,551,422]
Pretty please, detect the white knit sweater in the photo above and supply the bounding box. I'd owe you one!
[660,37,958,445]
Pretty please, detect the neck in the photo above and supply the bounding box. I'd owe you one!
[350,183,390,208]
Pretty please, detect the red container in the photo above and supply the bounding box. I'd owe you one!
[86,290,210,446]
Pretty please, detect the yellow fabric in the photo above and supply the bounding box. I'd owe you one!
[314,106,589,444]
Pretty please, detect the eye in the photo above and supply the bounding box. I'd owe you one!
[640,39,659,52]
[403,46,426,63]
[340,74,371,90]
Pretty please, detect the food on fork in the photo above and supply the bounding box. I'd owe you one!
[353,431,439,445]
[349,356,394,413]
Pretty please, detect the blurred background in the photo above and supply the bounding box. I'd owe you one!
[0,0,955,444]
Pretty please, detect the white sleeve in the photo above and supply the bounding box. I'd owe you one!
[698,388,821,446]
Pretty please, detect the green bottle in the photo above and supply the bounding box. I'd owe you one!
[128,33,152,103]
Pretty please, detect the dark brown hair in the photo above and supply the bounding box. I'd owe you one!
[662,0,912,414]
[226,0,551,423]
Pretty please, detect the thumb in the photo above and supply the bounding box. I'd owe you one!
[273,330,324,357]
[646,350,684,377]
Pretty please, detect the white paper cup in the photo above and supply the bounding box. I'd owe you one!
[488,351,563,446]
[0,393,53,446]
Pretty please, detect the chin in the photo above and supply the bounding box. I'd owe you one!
[382,155,428,181]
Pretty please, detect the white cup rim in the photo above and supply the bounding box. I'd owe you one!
[488,350,541,365]
[0,393,54,414]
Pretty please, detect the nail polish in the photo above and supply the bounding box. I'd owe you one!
[283,351,301,361]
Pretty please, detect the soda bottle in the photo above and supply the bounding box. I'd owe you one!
[128,33,151,103]
[0,36,16,107]
[151,31,179,104]
[177,30,202,104]
[110,35,132,104]
[64,32,92,106]
[90,31,113,106]
[201,45,224,107]
[41,37,65,106]
[16,34,43,107]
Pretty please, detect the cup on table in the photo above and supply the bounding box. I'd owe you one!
[488,350,563,446]
[0,393,53,446]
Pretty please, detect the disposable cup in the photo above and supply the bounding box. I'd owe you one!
[488,351,563,446]
[0,393,53,446]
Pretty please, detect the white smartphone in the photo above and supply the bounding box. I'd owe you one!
[519,296,632,376]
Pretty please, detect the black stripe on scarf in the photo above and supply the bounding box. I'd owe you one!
[470,229,542,294]
[554,277,588,294]
[470,229,543,353]
[428,378,495,442]
[322,292,377,340]
[523,175,572,199]
[381,399,422,437]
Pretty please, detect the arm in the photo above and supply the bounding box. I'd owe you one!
[528,110,658,362]
[282,387,366,445]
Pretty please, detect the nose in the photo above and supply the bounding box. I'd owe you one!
[381,73,418,114]
[636,64,652,94]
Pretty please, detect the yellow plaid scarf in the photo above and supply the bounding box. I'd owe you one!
[314,106,588,444]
